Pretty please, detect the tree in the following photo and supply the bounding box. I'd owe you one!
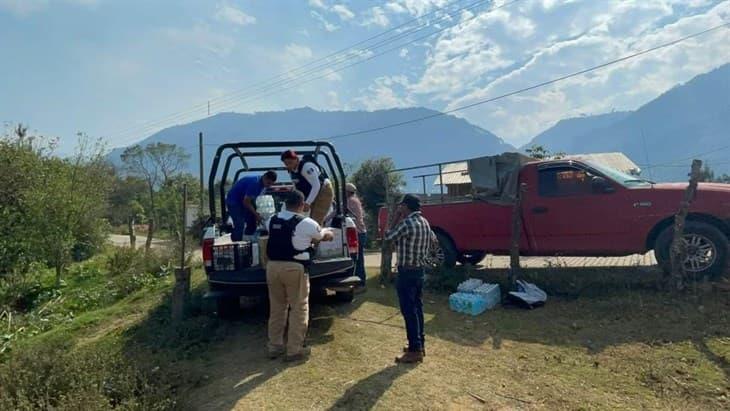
[25,136,112,286]
[350,157,405,240]
[698,164,730,183]
[121,143,189,250]
[525,145,565,160]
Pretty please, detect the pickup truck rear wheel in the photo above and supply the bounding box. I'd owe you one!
[429,231,457,269]
[458,251,487,266]
[655,221,729,279]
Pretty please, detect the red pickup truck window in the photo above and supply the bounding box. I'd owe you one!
[539,166,596,197]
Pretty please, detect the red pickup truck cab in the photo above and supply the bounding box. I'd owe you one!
[380,159,730,278]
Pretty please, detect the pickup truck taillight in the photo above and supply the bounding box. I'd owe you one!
[202,238,214,269]
[346,226,359,255]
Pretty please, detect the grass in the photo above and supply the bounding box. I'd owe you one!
[2,256,729,410]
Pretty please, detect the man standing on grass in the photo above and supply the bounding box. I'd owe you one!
[384,194,437,364]
[346,183,367,287]
[225,171,277,241]
[266,190,333,363]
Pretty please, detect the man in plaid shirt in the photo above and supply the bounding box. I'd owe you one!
[385,194,437,364]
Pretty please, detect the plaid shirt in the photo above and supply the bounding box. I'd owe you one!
[385,211,437,268]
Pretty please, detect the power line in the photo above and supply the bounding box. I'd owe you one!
[106,0,489,143]
[111,0,512,145]
[326,22,730,141]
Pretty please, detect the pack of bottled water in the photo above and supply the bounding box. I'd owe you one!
[456,278,483,293]
[449,292,488,316]
[450,278,502,315]
[472,283,501,309]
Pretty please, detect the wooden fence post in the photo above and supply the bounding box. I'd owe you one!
[669,159,702,291]
[508,183,527,286]
[172,184,191,321]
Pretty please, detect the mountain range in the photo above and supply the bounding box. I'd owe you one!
[109,63,730,183]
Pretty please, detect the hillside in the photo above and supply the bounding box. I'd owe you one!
[108,107,514,178]
[521,111,631,151]
[522,64,730,181]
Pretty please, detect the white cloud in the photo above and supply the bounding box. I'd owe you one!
[0,0,99,16]
[399,48,409,58]
[355,75,415,110]
[384,0,450,17]
[283,43,313,62]
[362,6,390,28]
[331,4,354,20]
[327,91,340,107]
[311,10,339,32]
[215,2,256,26]
[401,0,730,144]
[163,25,235,58]
[309,0,326,9]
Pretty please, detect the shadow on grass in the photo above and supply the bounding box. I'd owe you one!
[363,264,730,364]
[119,281,366,409]
[327,365,414,411]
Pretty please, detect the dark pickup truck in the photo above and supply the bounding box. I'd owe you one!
[201,141,361,315]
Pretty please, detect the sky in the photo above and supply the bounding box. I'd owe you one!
[1,0,729,155]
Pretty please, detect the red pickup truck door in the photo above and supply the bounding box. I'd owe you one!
[523,163,636,254]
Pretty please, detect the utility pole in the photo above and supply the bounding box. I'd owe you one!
[199,132,204,217]
[207,101,210,116]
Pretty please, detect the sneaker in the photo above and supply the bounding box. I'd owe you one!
[284,346,311,363]
[395,351,424,364]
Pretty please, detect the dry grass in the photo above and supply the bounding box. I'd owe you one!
[181,267,730,410]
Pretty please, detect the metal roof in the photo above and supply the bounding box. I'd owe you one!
[433,152,641,186]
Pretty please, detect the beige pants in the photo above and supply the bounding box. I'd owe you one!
[266,260,310,356]
[309,182,334,225]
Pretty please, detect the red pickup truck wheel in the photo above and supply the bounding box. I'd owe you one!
[428,231,458,268]
[655,221,729,279]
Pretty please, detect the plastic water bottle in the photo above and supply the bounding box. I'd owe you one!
[449,292,488,316]
[256,195,276,227]
[457,278,483,293]
[473,283,501,310]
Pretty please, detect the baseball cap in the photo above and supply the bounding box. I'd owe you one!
[399,194,421,210]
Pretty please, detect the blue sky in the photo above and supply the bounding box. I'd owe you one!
[1,0,729,155]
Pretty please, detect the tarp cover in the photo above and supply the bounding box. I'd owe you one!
[467,152,533,205]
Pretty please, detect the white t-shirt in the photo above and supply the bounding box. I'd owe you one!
[275,210,325,260]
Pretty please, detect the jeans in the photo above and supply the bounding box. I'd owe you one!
[352,232,367,284]
[227,201,256,241]
[396,266,425,352]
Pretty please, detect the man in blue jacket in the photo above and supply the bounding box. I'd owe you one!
[226,171,277,241]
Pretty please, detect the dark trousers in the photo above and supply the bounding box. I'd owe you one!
[352,232,367,284]
[227,201,256,241]
[396,266,425,352]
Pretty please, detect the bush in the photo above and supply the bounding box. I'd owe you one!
[0,265,45,312]
[0,338,178,410]
[107,248,173,297]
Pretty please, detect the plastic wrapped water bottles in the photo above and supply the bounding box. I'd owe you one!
[456,278,483,293]
[449,292,488,316]
[473,283,501,309]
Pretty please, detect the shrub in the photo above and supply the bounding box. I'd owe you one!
[0,338,178,410]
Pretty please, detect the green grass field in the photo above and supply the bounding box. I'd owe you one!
[2,256,729,410]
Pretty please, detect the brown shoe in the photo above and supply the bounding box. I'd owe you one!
[268,348,285,360]
[402,346,426,356]
[395,350,424,364]
[284,346,311,363]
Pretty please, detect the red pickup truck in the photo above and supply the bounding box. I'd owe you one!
[380,159,730,278]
